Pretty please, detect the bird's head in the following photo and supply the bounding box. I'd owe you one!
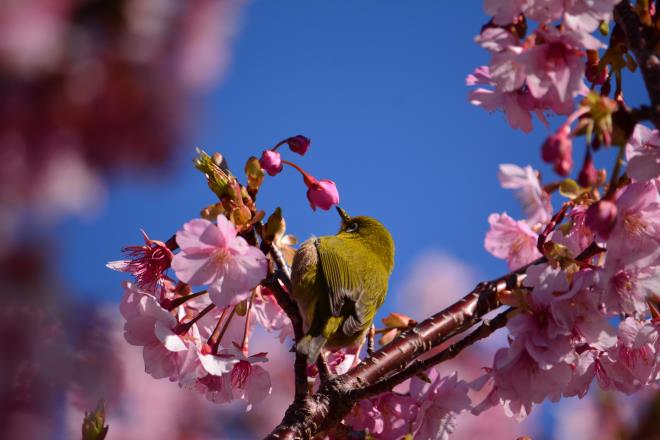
[335,206,395,273]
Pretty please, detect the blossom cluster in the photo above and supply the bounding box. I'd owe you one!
[343,369,472,440]
[467,0,621,133]
[481,123,660,419]
[109,137,341,411]
[0,0,242,254]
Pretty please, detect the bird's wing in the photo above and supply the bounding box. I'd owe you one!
[315,236,363,319]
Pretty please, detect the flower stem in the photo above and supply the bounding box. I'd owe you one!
[175,304,215,334]
[166,290,208,311]
[281,160,315,186]
[604,144,626,199]
[213,306,237,353]
[241,289,256,355]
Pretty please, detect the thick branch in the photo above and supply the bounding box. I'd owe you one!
[266,242,605,439]
[358,307,513,399]
[265,258,541,439]
[615,0,660,128]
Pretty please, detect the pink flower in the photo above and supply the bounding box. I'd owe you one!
[344,391,417,439]
[601,249,660,316]
[259,150,283,176]
[551,269,617,350]
[563,0,623,33]
[497,164,552,224]
[519,28,600,107]
[474,345,573,420]
[607,180,660,259]
[285,135,311,155]
[626,124,660,181]
[171,215,268,308]
[483,0,527,26]
[410,370,472,440]
[107,230,173,289]
[225,348,272,409]
[485,212,542,270]
[541,125,573,176]
[306,178,340,211]
[585,199,618,240]
[467,66,546,133]
[598,318,659,394]
[252,287,293,343]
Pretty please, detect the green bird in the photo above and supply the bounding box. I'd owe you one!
[291,207,395,363]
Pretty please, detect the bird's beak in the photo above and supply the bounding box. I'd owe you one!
[336,206,350,223]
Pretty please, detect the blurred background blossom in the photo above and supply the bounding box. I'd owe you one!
[0,0,242,252]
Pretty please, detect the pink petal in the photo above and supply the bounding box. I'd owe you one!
[171,251,220,286]
[245,365,271,406]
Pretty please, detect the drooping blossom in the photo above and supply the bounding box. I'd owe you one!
[625,123,660,181]
[171,215,268,308]
[497,163,552,224]
[107,230,173,289]
[260,150,283,176]
[485,212,542,269]
[120,281,188,380]
[225,348,272,409]
[306,178,340,211]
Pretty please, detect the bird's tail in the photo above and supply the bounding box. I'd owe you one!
[296,334,327,364]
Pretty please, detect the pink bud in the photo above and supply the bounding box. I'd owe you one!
[585,200,618,239]
[585,62,607,85]
[286,135,310,155]
[578,152,598,187]
[259,150,283,176]
[542,126,573,176]
[306,179,339,211]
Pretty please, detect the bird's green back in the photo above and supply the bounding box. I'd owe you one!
[291,214,394,357]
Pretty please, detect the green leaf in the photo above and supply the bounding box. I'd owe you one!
[559,179,580,199]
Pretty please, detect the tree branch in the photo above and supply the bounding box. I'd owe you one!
[265,258,541,439]
[615,0,660,128]
[266,242,605,439]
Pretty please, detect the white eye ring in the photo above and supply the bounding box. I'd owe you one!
[345,222,359,233]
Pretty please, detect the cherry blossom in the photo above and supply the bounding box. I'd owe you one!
[306,178,340,211]
[107,230,173,289]
[484,212,542,269]
[519,28,600,106]
[497,163,552,224]
[410,370,472,440]
[626,124,660,182]
[171,215,268,308]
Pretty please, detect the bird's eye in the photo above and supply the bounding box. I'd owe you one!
[345,222,359,233]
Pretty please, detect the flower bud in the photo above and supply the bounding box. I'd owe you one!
[259,150,283,176]
[82,400,109,440]
[286,135,310,155]
[577,152,598,187]
[541,126,573,176]
[382,312,415,329]
[306,179,339,211]
[585,200,618,239]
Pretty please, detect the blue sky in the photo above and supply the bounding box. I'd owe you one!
[57,0,648,315]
